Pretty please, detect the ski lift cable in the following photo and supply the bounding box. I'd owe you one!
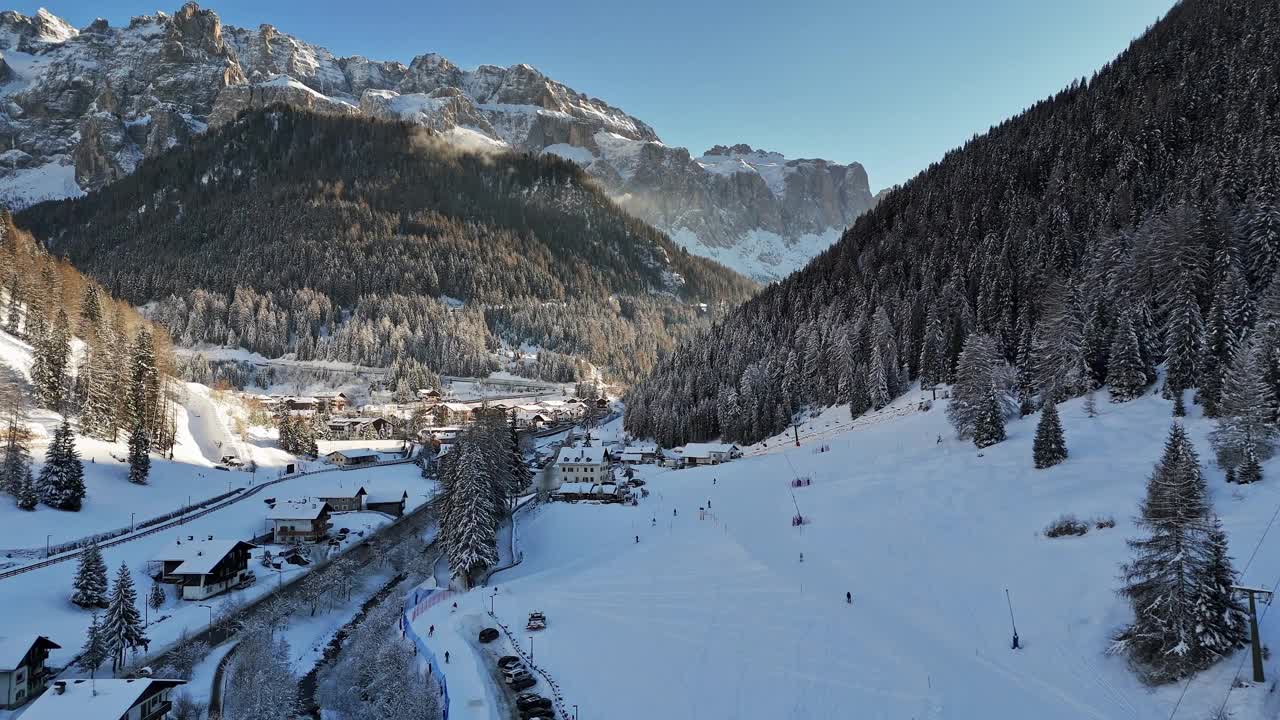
[1167,494,1280,720]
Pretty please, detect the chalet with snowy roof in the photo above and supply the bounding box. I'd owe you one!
[366,489,410,517]
[435,402,475,425]
[417,388,443,400]
[555,444,611,484]
[325,417,390,439]
[308,481,369,510]
[313,392,349,413]
[0,635,60,709]
[269,500,332,543]
[620,444,659,464]
[151,537,257,601]
[22,678,185,720]
[324,448,382,468]
[678,443,741,466]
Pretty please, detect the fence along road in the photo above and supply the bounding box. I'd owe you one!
[0,455,417,582]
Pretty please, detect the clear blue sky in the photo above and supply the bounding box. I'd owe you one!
[24,0,1177,190]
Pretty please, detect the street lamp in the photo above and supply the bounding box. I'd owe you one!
[130,513,136,532]
[45,534,51,558]
[198,603,215,642]
[573,705,579,720]
[528,635,533,661]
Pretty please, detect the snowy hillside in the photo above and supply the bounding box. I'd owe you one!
[418,390,1280,720]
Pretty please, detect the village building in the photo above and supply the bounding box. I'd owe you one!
[313,392,349,414]
[555,444,611,484]
[269,500,333,544]
[0,635,60,709]
[417,388,443,400]
[22,678,186,720]
[309,481,369,510]
[325,417,390,440]
[150,537,257,601]
[366,490,410,517]
[324,448,382,468]
[619,443,659,464]
[679,442,742,466]
[435,402,475,425]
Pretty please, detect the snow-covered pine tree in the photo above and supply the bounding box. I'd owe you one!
[15,467,36,510]
[1033,400,1067,468]
[79,613,108,678]
[1083,389,1098,418]
[444,439,499,586]
[127,424,150,485]
[867,345,890,410]
[38,419,85,511]
[1209,335,1277,476]
[946,333,1012,439]
[225,632,296,720]
[125,328,158,434]
[72,542,109,608]
[918,303,948,390]
[1239,445,1264,484]
[1115,423,1245,683]
[1108,311,1149,402]
[1030,280,1088,402]
[1199,245,1250,416]
[1163,279,1204,400]
[1243,197,1280,293]
[3,269,21,335]
[1202,515,1249,652]
[148,582,165,613]
[104,561,147,672]
[972,384,1007,449]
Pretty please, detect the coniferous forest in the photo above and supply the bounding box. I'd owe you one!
[626,0,1280,455]
[17,109,757,382]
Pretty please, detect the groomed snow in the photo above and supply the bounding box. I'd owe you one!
[418,389,1280,720]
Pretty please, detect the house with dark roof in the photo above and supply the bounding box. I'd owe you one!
[151,537,257,601]
[0,635,60,709]
[269,500,333,543]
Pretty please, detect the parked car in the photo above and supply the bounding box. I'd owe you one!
[526,611,546,631]
[215,465,230,472]
[521,707,554,720]
[516,693,552,711]
[497,656,522,670]
[504,670,533,686]
[478,627,500,643]
[510,675,537,692]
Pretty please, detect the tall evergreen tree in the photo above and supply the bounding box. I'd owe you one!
[1033,400,1067,468]
[1108,311,1148,402]
[127,424,150,485]
[1115,424,1247,683]
[972,384,1007,449]
[38,419,85,511]
[72,542,109,608]
[104,562,147,673]
[33,308,70,410]
[441,439,499,586]
[79,613,108,678]
[1209,336,1277,476]
[947,333,1012,439]
[0,416,30,496]
[15,466,36,510]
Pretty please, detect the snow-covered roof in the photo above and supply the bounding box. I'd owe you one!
[556,445,609,465]
[623,443,658,454]
[680,443,738,459]
[325,448,380,460]
[269,500,330,520]
[366,490,408,504]
[152,537,246,566]
[0,635,59,670]
[169,541,255,576]
[306,482,368,498]
[21,678,185,720]
[556,482,596,494]
[441,402,474,412]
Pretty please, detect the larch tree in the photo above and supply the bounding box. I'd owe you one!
[1209,336,1277,479]
[1108,311,1149,402]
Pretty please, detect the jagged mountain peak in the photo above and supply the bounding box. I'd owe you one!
[0,2,875,281]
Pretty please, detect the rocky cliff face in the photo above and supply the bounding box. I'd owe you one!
[0,3,875,281]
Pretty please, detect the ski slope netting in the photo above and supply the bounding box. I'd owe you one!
[403,582,455,719]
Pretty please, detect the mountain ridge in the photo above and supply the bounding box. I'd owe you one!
[0,2,874,281]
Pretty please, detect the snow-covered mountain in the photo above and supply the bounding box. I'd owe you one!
[0,3,875,281]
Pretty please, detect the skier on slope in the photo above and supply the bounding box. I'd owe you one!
[846,592,852,604]
[635,535,639,543]
[428,625,434,637]
[444,651,450,663]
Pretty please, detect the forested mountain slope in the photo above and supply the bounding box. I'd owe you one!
[626,0,1280,446]
[16,108,757,382]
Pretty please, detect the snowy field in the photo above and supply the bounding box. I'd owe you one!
[418,390,1280,720]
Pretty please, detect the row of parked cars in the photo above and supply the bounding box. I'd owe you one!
[496,655,554,718]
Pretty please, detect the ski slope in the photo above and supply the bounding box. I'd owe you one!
[421,389,1280,720]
